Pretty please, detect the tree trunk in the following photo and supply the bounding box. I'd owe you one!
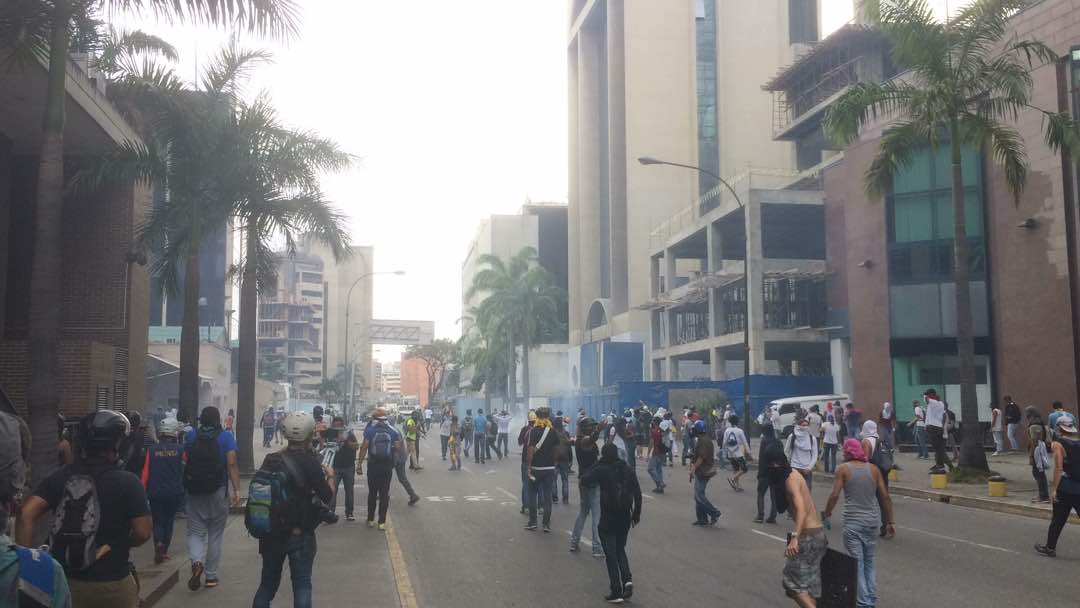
[27,0,71,486]
[507,338,517,416]
[521,328,531,414]
[236,224,258,473]
[179,252,202,425]
[950,132,988,471]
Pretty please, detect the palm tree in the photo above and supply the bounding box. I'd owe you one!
[824,0,1080,471]
[466,247,564,412]
[227,97,351,471]
[316,378,341,412]
[3,0,297,482]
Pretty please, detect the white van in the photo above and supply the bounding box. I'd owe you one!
[763,394,850,438]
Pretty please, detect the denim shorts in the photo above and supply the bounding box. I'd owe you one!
[782,529,828,597]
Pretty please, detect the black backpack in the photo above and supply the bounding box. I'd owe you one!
[869,435,894,473]
[47,469,105,574]
[185,428,226,495]
[602,464,636,518]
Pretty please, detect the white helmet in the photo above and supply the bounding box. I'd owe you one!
[282,411,316,442]
[158,418,181,437]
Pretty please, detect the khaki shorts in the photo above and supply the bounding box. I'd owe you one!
[782,529,828,598]
[71,574,139,608]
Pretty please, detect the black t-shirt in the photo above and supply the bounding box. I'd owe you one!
[331,430,358,468]
[34,463,149,582]
[576,438,599,472]
[262,449,332,537]
[529,425,557,469]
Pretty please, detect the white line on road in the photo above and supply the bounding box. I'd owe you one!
[495,487,518,501]
[750,529,787,543]
[896,525,1018,554]
[640,493,654,500]
[460,466,473,474]
[563,530,593,548]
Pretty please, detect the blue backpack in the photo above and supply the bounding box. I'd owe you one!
[245,452,304,539]
[12,545,57,607]
[369,423,394,464]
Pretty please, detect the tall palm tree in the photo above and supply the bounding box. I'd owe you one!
[226,96,351,472]
[824,0,1080,470]
[3,0,297,482]
[466,247,564,412]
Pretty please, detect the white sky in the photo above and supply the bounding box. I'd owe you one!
[115,0,964,365]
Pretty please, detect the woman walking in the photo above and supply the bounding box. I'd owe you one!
[1036,416,1080,557]
[1027,407,1051,503]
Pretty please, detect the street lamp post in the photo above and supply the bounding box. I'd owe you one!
[343,270,405,420]
[638,156,754,432]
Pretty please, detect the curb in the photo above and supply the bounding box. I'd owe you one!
[139,514,243,608]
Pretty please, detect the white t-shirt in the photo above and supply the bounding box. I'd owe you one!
[495,414,512,433]
[722,427,748,459]
[913,405,926,428]
[991,407,1003,431]
[424,409,433,420]
[925,399,946,428]
[808,412,822,438]
[822,421,840,445]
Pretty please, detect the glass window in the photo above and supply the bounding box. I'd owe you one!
[893,193,934,242]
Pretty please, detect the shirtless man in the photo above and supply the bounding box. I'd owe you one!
[762,442,827,608]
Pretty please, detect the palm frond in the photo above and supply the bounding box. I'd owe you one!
[107,0,301,40]
[200,39,272,98]
[864,120,932,199]
[824,80,917,145]
[959,112,1027,203]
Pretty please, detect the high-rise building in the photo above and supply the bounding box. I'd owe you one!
[567,0,817,385]
[382,361,401,398]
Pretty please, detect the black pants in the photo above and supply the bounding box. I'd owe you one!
[366,463,394,524]
[1033,465,1049,500]
[332,467,355,517]
[756,476,777,521]
[497,433,509,459]
[1046,491,1080,550]
[487,435,500,459]
[440,435,450,460]
[928,426,951,469]
[599,524,632,597]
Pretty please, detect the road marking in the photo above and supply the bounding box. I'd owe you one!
[563,530,593,548]
[496,487,518,501]
[385,516,418,608]
[460,466,473,474]
[896,525,1018,554]
[640,493,654,501]
[750,529,787,543]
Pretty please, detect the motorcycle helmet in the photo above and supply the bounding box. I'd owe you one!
[81,410,131,451]
[158,418,181,438]
[693,419,707,435]
[282,411,316,442]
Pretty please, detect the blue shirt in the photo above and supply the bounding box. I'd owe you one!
[473,415,487,436]
[1049,411,1076,437]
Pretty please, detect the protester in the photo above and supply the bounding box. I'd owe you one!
[945,402,960,462]
[647,416,667,494]
[580,443,642,604]
[19,410,150,608]
[1048,401,1076,441]
[461,410,474,458]
[924,388,953,472]
[183,406,241,591]
[762,442,826,608]
[1036,415,1080,557]
[495,409,513,459]
[807,406,823,447]
[518,411,537,513]
[688,420,721,526]
[821,414,839,474]
[877,402,894,453]
[486,412,500,460]
[439,410,453,461]
[1027,407,1051,504]
[389,418,422,507]
[261,407,276,449]
[448,415,462,471]
[357,408,403,530]
[405,411,423,471]
[621,410,637,467]
[118,411,148,479]
[635,405,651,462]
[329,417,360,521]
[473,409,488,465]
[526,407,558,532]
[1003,396,1022,452]
[823,438,896,608]
[661,411,676,467]
[570,417,604,558]
[554,416,573,504]
[990,401,1004,456]
[144,417,185,564]
[224,409,235,432]
[909,399,928,459]
[754,423,780,524]
[785,412,819,490]
[723,415,751,492]
[861,420,895,537]
[681,412,696,467]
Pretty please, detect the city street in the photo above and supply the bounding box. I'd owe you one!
[157,432,1080,607]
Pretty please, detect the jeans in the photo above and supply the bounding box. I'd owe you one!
[262,427,274,448]
[253,532,317,608]
[520,460,531,509]
[823,443,838,473]
[528,469,555,527]
[497,433,509,458]
[367,462,394,524]
[647,455,665,489]
[928,425,951,469]
[844,523,878,608]
[1007,423,1020,450]
[1033,465,1050,500]
[332,467,355,516]
[149,494,183,552]
[1046,491,1080,550]
[682,437,695,465]
[474,433,487,463]
[394,460,419,500]
[914,426,928,458]
[571,483,601,553]
[598,525,632,597]
[462,433,472,456]
[440,435,450,459]
[755,476,777,521]
[624,438,636,468]
[693,475,721,522]
[992,430,1004,453]
[187,487,228,578]
[556,462,571,501]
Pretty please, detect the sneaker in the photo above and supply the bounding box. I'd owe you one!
[204,579,218,589]
[1035,544,1056,557]
[188,562,204,591]
[604,594,624,604]
[367,520,375,528]
[562,498,570,504]
[569,544,579,553]
[409,495,421,506]
[1031,497,1051,504]
[691,520,707,526]
[753,516,764,524]
[154,543,166,565]
[524,523,538,531]
[709,513,721,526]
[520,506,527,514]
[623,581,634,599]
[543,525,552,533]
[346,514,356,522]
[765,518,777,524]
[378,523,387,531]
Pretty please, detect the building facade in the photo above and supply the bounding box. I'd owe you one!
[567,0,819,385]
[400,355,429,406]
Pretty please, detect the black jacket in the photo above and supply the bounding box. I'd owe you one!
[580,458,642,529]
[1005,403,1022,424]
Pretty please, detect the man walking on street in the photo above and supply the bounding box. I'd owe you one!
[389,418,422,506]
[439,408,453,461]
[474,409,488,465]
[1005,396,1022,452]
[723,415,751,492]
[689,420,721,526]
[145,417,186,564]
[495,409,513,460]
[183,406,241,591]
[357,408,403,530]
[526,407,558,532]
[462,410,474,459]
[1036,416,1080,557]
[647,416,666,494]
[570,417,604,558]
[581,443,642,604]
[330,417,360,521]
[924,388,953,472]
[909,399,928,459]
[518,411,537,513]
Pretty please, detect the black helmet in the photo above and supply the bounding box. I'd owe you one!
[81,410,130,451]
[578,417,597,435]
[312,405,324,421]
[125,410,142,430]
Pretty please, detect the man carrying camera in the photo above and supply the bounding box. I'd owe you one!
[327,416,359,521]
[252,411,335,608]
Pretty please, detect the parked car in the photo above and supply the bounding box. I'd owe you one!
[761,394,849,438]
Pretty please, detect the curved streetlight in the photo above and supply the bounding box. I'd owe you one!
[343,270,406,419]
[637,156,753,432]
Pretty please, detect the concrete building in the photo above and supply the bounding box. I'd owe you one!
[149,223,233,338]
[258,301,321,399]
[566,0,819,385]
[821,0,1080,424]
[400,355,430,406]
[0,50,150,416]
[146,328,232,414]
[382,361,401,399]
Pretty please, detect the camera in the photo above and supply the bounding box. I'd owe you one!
[312,495,338,525]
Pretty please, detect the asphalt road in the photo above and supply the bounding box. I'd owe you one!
[385,433,1080,607]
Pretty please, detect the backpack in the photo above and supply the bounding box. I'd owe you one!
[47,471,104,574]
[368,423,394,464]
[869,435,894,473]
[184,428,225,495]
[602,464,636,518]
[11,545,58,608]
[245,452,306,539]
